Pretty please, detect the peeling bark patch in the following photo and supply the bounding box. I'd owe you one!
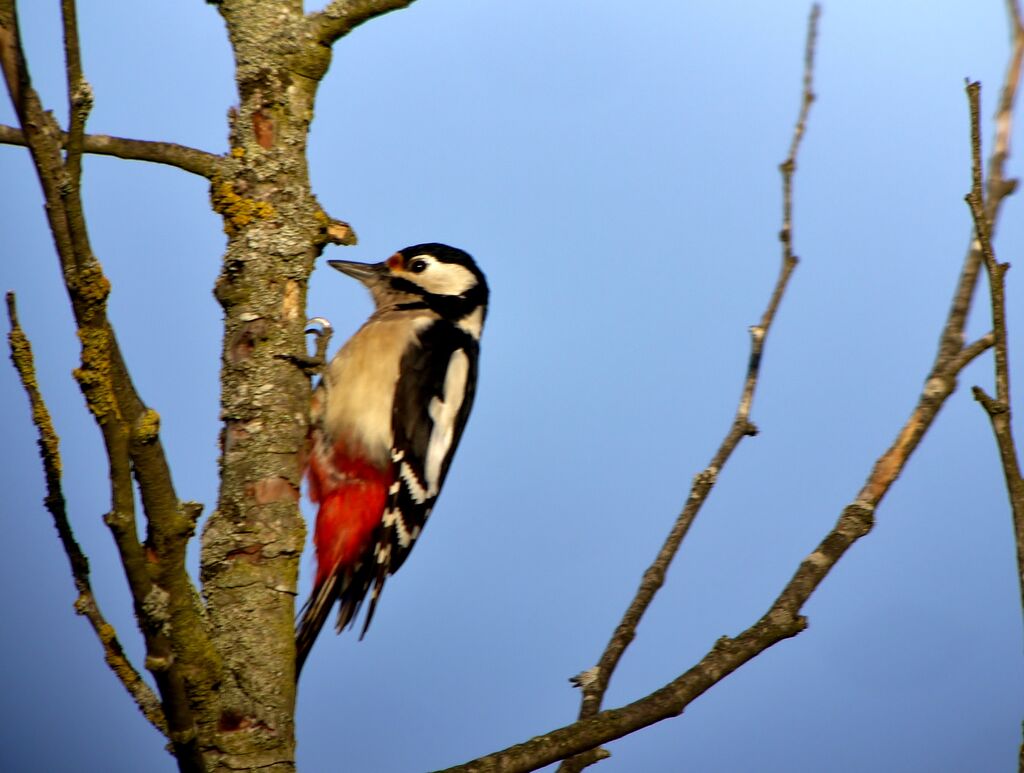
[219,710,247,732]
[224,421,250,452]
[282,280,301,321]
[226,544,262,563]
[218,710,275,733]
[325,219,356,245]
[250,476,299,504]
[229,319,268,363]
[252,108,275,149]
[864,408,924,501]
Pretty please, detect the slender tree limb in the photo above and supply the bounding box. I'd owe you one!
[937,0,1023,363]
[436,314,998,773]
[0,123,225,178]
[1,3,213,769]
[6,292,168,736]
[557,8,819,772]
[60,0,86,183]
[308,0,416,47]
[953,332,996,373]
[988,0,1024,219]
[444,5,1024,772]
[965,82,1024,620]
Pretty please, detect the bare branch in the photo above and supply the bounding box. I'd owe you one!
[437,264,996,773]
[1,4,214,768]
[965,81,1024,619]
[952,331,995,373]
[938,0,1024,363]
[0,123,224,178]
[556,8,820,772]
[61,0,87,184]
[992,0,1024,202]
[6,292,168,736]
[308,0,416,47]
[444,6,1024,772]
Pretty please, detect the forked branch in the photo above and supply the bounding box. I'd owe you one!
[938,0,1023,363]
[1,2,214,768]
[965,79,1024,615]
[557,7,818,773]
[6,292,167,736]
[439,4,1024,771]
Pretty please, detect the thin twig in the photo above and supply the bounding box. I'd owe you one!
[0,123,224,178]
[60,0,86,184]
[5,293,167,736]
[938,0,1024,363]
[989,0,1024,221]
[953,332,996,373]
[308,0,417,46]
[965,81,1024,631]
[556,8,819,772]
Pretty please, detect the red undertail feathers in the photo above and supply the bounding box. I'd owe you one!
[296,444,390,673]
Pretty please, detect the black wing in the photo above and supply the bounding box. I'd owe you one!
[345,320,480,635]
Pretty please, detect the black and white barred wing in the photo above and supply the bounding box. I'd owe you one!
[343,324,480,637]
[384,323,479,574]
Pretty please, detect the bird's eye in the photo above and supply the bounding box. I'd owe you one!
[409,259,428,273]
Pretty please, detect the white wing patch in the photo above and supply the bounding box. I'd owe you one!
[425,349,470,496]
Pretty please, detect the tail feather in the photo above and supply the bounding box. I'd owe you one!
[297,443,392,675]
[296,573,338,676]
[329,559,389,640]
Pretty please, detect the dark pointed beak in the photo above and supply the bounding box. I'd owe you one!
[327,259,386,285]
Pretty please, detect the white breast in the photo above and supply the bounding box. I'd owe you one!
[320,312,432,464]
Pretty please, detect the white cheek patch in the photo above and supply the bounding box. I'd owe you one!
[425,349,469,496]
[409,254,478,296]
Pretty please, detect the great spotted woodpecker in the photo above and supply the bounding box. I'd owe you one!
[296,243,487,673]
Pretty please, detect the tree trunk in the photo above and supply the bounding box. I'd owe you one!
[198,3,333,769]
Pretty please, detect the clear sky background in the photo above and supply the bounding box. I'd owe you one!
[2,2,1023,772]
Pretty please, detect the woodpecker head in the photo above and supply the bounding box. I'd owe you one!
[328,243,488,326]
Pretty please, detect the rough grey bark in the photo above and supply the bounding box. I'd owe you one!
[199,3,403,769]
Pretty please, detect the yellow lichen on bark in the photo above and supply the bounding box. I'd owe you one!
[73,326,119,421]
[8,324,63,473]
[68,261,112,309]
[210,179,277,235]
[132,408,161,444]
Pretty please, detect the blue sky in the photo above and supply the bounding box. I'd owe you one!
[2,2,1023,771]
